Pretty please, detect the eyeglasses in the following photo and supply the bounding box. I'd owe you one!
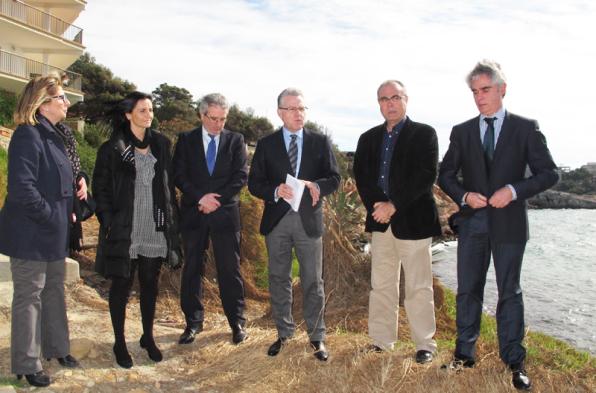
[50,94,68,102]
[279,106,308,113]
[378,95,406,104]
[203,114,227,123]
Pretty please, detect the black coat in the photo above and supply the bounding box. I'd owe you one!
[353,117,442,240]
[248,128,340,237]
[92,130,181,278]
[173,128,248,234]
[438,112,558,243]
[0,118,74,261]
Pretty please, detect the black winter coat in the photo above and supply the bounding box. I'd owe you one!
[92,130,182,278]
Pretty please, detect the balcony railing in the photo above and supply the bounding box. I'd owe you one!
[0,49,82,91]
[0,0,83,44]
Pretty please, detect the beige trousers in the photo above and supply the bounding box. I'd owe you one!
[368,228,437,352]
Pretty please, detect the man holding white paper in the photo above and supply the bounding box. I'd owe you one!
[248,88,340,361]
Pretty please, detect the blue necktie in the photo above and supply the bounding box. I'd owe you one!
[206,134,216,175]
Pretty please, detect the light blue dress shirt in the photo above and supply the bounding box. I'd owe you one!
[202,127,220,156]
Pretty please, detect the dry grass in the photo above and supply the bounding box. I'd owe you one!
[63,186,595,393]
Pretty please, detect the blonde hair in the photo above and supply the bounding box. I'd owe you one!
[13,74,63,125]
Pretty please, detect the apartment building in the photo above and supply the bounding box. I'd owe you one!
[0,0,86,104]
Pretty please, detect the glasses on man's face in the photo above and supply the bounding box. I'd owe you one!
[51,94,68,102]
[279,106,308,113]
[377,95,406,104]
[204,114,227,123]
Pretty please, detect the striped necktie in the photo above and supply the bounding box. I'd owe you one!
[288,134,298,176]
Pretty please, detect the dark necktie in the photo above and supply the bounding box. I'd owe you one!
[483,117,496,164]
[206,134,216,175]
[288,134,298,175]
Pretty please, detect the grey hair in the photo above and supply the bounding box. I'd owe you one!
[277,87,304,108]
[377,80,407,97]
[466,59,507,87]
[198,93,229,115]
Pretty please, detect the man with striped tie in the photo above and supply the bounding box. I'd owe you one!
[248,88,340,361]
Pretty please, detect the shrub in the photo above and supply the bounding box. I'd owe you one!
[0,89,17,127]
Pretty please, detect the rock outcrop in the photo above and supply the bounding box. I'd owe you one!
[528,190,596,209]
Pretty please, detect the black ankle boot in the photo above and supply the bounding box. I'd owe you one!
[140,335,163,362]
[17,371,51,387]
[113,342,133,368]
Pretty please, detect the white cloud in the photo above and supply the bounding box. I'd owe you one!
[78,0,596,167]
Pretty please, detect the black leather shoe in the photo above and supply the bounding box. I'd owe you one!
[311,341,329,361]
[232,324,248,344]
[47,354,80,368]
[267,337,289,356]
[179,322,203,345]
[510,363,532,391]
[415,350,433,364]
[113,343,133,369]
[140,335,163,362]
[17,371,51,387]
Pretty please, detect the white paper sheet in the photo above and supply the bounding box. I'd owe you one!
[283,173,305,212]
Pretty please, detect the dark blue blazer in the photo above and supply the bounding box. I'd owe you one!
[173,128,248,234]
[438,111,558,243]
[0,118,73,261]
[248,128,340,237]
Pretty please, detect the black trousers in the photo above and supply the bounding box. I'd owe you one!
[455,209,527,366]
[180,226,246,330]
[109,256,162,344]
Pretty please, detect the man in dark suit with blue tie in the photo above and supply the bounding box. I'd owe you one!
[173,93,248,345]
[248,88,340,361]
[439,60,558,390]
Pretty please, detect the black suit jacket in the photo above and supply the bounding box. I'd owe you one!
[173,127,248,234]
[353,117,442,240]
[248,128,340,237]
[438,111,558,243]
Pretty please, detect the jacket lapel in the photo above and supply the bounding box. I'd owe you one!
[492,111,513,166]
[212,129,230,175]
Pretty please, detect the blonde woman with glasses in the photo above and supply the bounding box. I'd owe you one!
[0,75,85,387]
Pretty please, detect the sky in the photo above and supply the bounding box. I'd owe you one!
[77,0,596,169]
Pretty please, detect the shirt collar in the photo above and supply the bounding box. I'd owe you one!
[202,126,221,140]
[385,116,407,134]
[480,107,506,122]
[283,127,303,140]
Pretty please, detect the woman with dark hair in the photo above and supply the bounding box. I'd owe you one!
[92,91,182,368]
[0,75,84,387]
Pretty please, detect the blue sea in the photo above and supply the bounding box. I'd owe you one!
[432,209,596,355]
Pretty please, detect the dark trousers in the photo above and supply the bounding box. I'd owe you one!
[109,256,162,345]
[180,226,245,330]
[455,209,526,366]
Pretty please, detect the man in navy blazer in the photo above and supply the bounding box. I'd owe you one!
[173,93,248,345]
[353,80,442,364]
[248,88,340,361]
[438,60,558,391]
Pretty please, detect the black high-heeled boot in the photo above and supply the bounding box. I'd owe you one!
[113,342,133,368]
[140,335,163,362]
[16,370,51,387]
